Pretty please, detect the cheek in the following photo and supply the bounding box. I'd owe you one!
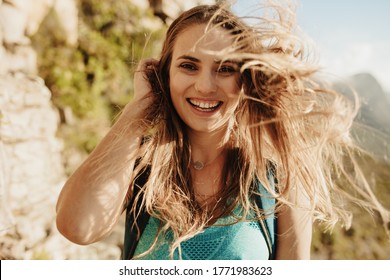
[169,73,187,111]
[224,80,242,113]
[168,69,178,99]
[224,79,241,100]
[169,72,192,98]
[169,74,180,101]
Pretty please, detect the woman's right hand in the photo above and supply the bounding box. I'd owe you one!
[123,58,160,118]
[134,58,160,101]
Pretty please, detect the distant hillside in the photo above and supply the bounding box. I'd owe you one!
[334,73,390,134]
[332,73,390,164]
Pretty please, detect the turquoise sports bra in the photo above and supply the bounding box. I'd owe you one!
[122,166,277,260]
[133,208,269,260]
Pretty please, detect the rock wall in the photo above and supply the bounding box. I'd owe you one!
[0,0,121,260]
[0,73,67,259]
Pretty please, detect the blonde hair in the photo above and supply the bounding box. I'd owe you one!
[122,1,390,258]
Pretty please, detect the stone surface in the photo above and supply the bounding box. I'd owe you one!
[0,0,129,260]
[0,0,78,47]
[0,73,67,258]
[0,0,79,259]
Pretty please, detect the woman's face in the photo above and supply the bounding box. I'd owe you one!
[169,24,241,134]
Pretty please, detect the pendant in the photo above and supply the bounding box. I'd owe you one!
[193,161,204,170]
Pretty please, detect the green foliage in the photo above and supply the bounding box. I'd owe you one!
[32,0,166,159]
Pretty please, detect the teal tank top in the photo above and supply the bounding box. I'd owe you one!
[133,208,269,260]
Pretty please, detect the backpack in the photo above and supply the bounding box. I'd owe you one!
[122,168,277,260]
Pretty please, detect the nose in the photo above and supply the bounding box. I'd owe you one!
[194,70,217,95]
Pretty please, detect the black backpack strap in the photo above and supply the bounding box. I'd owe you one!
[122,166,151,260]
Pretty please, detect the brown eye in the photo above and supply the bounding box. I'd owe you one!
[179,63,198,71]
[217,65,237,75]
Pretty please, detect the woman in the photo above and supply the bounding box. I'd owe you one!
[56,3,389,260]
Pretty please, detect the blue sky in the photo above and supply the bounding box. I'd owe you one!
[232,0,390,92]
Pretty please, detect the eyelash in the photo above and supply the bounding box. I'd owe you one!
[179,63,197,71]
[178,63,237,75]
[217,66,236,74]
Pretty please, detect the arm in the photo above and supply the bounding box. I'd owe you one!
[275,188,313,260]
[56,59,158,245]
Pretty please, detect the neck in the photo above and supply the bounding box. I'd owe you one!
[188,128,231,212]
[188,127,229,165]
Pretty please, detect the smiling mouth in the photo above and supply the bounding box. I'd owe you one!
[187,98,223,112]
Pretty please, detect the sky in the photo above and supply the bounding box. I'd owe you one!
[232,0,390,92]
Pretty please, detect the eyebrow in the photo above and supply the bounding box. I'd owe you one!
[176,55,237,65]
[176,55,200,62]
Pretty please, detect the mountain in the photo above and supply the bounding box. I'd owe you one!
[334,73,390,134]
[333,73,390,163]
[350,73,390,134]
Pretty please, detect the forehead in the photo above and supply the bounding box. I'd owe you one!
[172,24,234,59]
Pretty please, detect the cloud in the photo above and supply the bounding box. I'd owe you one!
[318,41,390,93]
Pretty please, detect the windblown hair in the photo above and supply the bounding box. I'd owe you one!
[120,1,390,258]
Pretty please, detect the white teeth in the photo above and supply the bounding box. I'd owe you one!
[188,99,220,109]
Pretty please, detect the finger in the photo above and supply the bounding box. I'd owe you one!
[136,58,159,71]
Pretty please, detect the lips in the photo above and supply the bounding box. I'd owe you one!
[187,98,223,112]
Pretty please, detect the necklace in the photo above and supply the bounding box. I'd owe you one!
[191,150,225,170]
[192,161,206,170]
